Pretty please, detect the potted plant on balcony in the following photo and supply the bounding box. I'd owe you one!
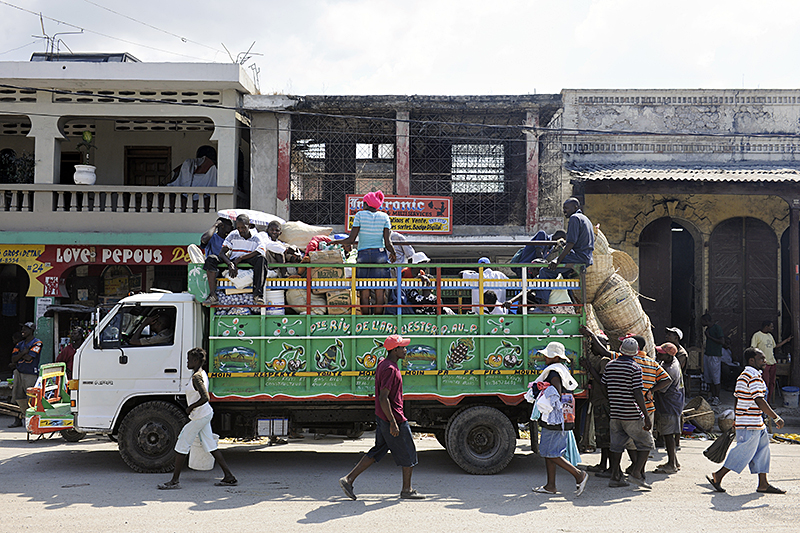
[74,130,97,185]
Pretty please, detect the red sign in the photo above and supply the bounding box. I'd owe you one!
[346,195,452,234]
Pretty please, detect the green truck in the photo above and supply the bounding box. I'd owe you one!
[63,261,586,475]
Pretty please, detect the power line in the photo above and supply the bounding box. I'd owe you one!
[81,0,226,56]
[0,0,216,62]
[0,40,37,56]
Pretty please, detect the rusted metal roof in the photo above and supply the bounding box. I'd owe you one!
[568,163,800,182]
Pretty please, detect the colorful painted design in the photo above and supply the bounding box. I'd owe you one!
[356,339,385,369]
[538,316,573,335]
[447,338,475,369]
[265,343,305,372]
[315,339,346,370]
[528,345,577,371]
[487,317,512,335]
[272,317,303,336]
[484,340,523,369]
[214,347,258,373]
[405,345,436,371]
[218,317,253,343]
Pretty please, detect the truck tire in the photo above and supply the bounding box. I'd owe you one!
[61,428,86,442]
[445,406,516,475]
[118,401,188,473]
[433,429,447,449]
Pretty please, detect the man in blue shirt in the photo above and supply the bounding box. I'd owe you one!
[8,322,42,428]
[535,198,594,303]
[200,217,233,306]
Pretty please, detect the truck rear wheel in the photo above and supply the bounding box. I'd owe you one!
[61,428,86,442]
[445,406,516,475]
[118,401,188,473]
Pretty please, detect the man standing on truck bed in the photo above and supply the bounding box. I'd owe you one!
[339,334,425,500]
[158,347,237,490]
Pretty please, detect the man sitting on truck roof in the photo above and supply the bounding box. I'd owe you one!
[200,217,234,306]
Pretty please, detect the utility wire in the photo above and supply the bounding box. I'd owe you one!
[0,40,38,56]
[81,0,226,56]
[0,0,216,62]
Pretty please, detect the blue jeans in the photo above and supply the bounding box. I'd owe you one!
[723,428,771,474]
[366,417,418,467]
[357,248,390,279]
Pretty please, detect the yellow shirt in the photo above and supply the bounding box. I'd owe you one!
[750,330,776,365]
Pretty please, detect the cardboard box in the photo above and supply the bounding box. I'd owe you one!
[326,290,351,315]
[309,249,345,294]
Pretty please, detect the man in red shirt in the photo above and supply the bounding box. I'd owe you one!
[340,334,425,500]
[56,327,84,379]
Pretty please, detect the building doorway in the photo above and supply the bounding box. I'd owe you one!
[639,218,697,346]
[0,264,32,374]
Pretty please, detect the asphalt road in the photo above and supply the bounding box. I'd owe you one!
[2,414,799,532]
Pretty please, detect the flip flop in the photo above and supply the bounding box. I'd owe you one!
[214,478,238,487]
[757,485,786,494]
[706,475,725,493]
[575,472,589,497]
[586,464,606,473]
[532,486,557,494]
[157,481,181,490]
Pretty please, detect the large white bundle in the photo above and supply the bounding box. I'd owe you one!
[218,208,285,227]
[280,221,333,249]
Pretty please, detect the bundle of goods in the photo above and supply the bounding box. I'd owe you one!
[279,221,333,249]
[683,396,715,433]
[215,291,254,316]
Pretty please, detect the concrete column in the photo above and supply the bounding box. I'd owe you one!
[276,114,291,221]
[27,115,65,185]
[525,111,539,231]
[250,112,279,214]
[210,117,237,188]
[790,203,800,386]
[396,110,410,195]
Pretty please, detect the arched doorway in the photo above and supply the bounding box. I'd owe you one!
[0,264,31,371]
[709,217,778,362]
[639,218,697,345]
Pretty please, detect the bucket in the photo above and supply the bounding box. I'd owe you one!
[783,386,800,408]
[188,433,218,470]
[264,289,285,316]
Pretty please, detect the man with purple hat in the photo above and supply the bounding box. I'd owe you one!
[8,322,42,427]
[340,334,424,500]
[336,190,396,315]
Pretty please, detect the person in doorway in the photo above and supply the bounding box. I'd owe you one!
[531,341,590,496]
[339,334,424,500]
[335,191,396,315]
[603,337,653,489]
[706,347,785,494]
[535,198,594,304]
[168,145,218,210]
[8,322,42,428]
[702,313,725,406]
[56,327,84,379]
[200,217,234,306]
[750,320,792,405]
[654,342,685,475]
[158,347,237,489]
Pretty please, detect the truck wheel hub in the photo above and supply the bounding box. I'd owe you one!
[466,426,495,455]
[136,422,171,456]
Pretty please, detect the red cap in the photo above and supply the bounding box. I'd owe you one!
[656,342,678,357]
[384,334,410,351]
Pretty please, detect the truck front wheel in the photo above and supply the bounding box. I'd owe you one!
[118,401,188,473]
[445,406,516,475]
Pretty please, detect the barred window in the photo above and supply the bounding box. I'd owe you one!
[451,144,505,193]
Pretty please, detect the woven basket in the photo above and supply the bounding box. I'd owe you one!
[594,225,611,255]
[684,396,715,432]
[605,314,655,357]
[575,254,615,304]
[592,274,636,324]
[585,303,605,334]
[611,249,639,283]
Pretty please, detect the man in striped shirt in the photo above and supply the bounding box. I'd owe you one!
[220,214,267,305]
[707,347,785,494]
[602,337,652,489]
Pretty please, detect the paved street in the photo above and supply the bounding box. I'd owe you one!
[1,414,798,532]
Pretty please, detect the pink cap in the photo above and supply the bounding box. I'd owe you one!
[384,334,410,351]
[363,190,385,209]
[656,342,678,357]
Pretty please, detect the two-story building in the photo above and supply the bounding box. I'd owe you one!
[0,53,254,365]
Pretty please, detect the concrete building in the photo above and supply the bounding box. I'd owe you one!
[0,56,254,365]
[563,89,800,385]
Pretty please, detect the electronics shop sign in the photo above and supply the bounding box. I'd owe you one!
[346,195,452,234]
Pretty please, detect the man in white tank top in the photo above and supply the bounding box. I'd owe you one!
[158,347,237,489]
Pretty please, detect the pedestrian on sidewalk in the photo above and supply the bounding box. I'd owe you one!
[702,313,725,406]
[158,347,237,490]
[340,334,424,500]
[8,323,41,428]
[654,342,685,475]
[750,320,792,405]
[707,347,786,494]
[530,341,589,496]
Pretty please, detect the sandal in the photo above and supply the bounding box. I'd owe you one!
[653,465,678,475]
[706,474,725,493]
[157,481,181,490]
[757,485,786,494]
[532,485,557,494]
[214,478,238,487]
[586,464,606,473]
[576,472,589,497]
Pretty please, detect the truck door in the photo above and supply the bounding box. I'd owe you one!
[75,304,183,430]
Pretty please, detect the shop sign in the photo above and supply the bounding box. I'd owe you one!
[0,244,191,298]
[345,195,452,234]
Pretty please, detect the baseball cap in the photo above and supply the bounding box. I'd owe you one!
[410,251,430,264]
[478,257,490,264]
[20,321,35,331]
[619,337,639,356]
[384,334,410,351]
[665,326,683,340]
[537,341,570,363]
[656,343,678,357]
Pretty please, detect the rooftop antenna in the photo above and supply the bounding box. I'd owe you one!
[32,13,83,59]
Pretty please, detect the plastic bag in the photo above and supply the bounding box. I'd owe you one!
[703,427,736,463]
[227,269,254,289]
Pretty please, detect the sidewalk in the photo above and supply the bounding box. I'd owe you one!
[698,388,800,431]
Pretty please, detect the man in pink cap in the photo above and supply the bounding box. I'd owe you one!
[335,190,396,314]
[340,334,425,500]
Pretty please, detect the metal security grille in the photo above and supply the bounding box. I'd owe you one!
[290,112,396,225]
[409,112,527,226]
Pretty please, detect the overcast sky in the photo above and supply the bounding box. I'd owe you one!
[1,0,799,95]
